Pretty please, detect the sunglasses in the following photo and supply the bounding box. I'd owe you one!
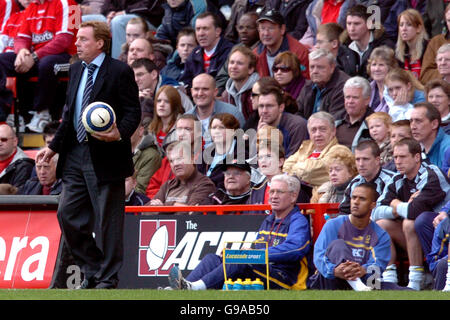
[272,66,292,73]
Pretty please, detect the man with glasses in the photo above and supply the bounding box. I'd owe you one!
[0,123,34,188]
[253,10,309,79]
[168,173,312,290]
[256,83,308,157]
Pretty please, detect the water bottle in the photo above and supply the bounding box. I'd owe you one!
[222,279,234,290]
[251,278,264,290]
[232,278,243,290]
[243,278,253,290]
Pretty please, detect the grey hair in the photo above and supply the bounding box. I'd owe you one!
[271,174,300,195]
[437,43,450,56]
[308,48,336,65]
[308,111,336,129]
[343,76,371,99]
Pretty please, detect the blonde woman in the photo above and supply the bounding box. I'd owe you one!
[395,9,429,79]
[383,68,426,121]
[310,147,357,204]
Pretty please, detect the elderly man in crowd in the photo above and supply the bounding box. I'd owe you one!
[149,141,215,208]
[202,159,252,205]
[335,76,374,151]
[296,49,349,121]
[283,111,348,201]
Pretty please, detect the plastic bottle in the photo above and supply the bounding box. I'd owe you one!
[222,278,234,290]
[232,278,243,290]
[251,278,264,290]
[243,278,253,290]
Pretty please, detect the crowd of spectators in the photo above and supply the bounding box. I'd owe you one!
[0,0,449,292]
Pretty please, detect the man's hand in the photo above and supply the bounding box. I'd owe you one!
[36,147,56,164]
[91,123,121,142]
[139,88,152,99]
[433,211,448,228]
[14,49,35,73]
[408,191,420,203]
[334,260,366,280]
[389,199,402,217]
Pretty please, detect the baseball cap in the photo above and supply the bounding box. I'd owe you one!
[257,10,285,26]
[221,158,252,174]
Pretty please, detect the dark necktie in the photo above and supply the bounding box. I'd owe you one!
[77,63,97,143]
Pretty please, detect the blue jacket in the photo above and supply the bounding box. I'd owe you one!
[427,128,450,172]
[254,206,311,289]
[314,215,391,279]
[444,148,450,178]
[426,217,449,272]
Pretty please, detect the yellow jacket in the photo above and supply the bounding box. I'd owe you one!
[282,137,349,188]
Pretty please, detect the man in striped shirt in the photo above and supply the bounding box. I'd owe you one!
[339,139,395,215]
[372,138,450,290]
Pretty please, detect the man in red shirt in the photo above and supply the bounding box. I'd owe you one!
[0,0,79,132]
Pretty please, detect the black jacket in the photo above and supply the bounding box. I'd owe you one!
[101,0,164,27]
[50,55,141,183]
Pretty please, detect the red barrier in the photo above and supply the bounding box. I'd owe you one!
[125,203,340,242]
[0,210,61,288]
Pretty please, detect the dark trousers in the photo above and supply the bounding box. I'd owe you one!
[415,211,438,261]
[0,51,70,113]
[432,258,448,290]
[186,253,286,290]
[57,143,125,288]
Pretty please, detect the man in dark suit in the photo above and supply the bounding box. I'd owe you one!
[36,21,141,289]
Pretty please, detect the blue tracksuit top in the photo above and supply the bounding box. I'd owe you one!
[314,215,391,279]
[254,206,311,284]
[426,217,450,272]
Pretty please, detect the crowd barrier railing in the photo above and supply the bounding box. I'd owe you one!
[125,203,340,242]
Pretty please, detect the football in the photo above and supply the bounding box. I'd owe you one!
[82,101,116,134]
[146,225,169,271]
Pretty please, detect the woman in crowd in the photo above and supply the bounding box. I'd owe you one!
[425,79,450,126]
[366,112,393,167]
[148,85,184,149]
[310,146,357,204]
[367,46,399,113]
[198,113,249,190]
[118,17,150,63]
[272,51,306,100]
[384,68,426,121]
[395,9,429,80]
[250,136,286,205]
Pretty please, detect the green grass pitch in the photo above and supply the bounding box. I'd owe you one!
[0,289,448,300]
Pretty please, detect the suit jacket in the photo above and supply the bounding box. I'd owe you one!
[50,55,141,183]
